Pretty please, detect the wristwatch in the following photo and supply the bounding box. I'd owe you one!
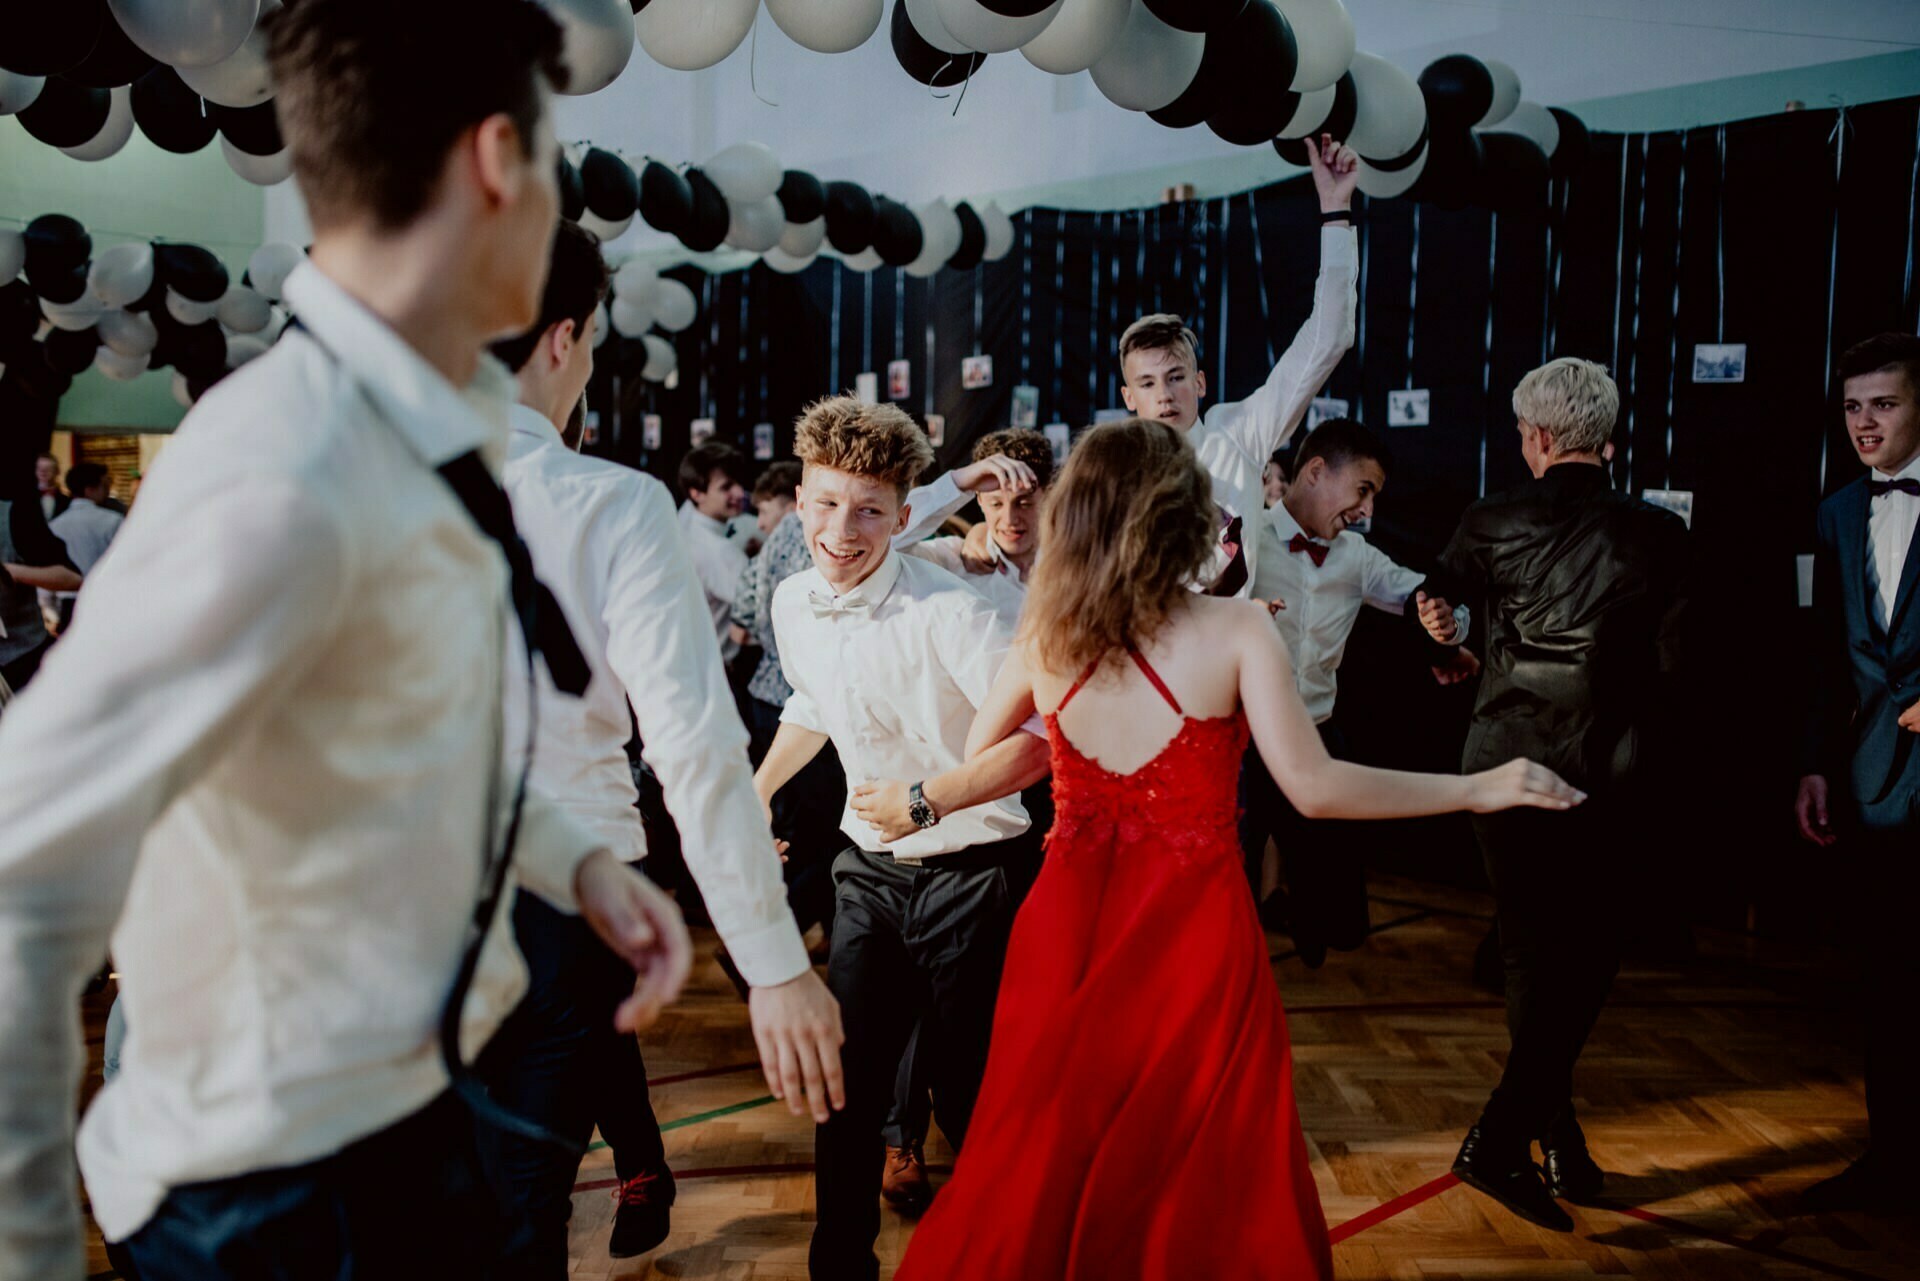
[907,781,941,830]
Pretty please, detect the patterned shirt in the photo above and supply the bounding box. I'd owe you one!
[732,510,812,706]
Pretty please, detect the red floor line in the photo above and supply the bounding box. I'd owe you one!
[1615,1205,1893,1281]
[1286,998,1804,1016]
[646,1060,762,1089]
[1327,1172,1461,1244]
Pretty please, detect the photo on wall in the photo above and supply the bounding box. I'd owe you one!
[690,417,715,446]
[962,354,994,390]
[1011,384,1040,428]
[642,413,663,450]
[1692,343,1747,383]
[925,413,945,446]
[889,359,911,401]
[752,421,774,460]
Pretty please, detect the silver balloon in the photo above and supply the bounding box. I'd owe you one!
[634,0,758,72]
[1481,100,1559,157]
[0,70,46,116]
[166,287,222,327]
[843,246,885,272]
[61,86,135,163]
[609,294,654,338]
[1276,82,1336,140]
[226,334,270,368]
[979,201,1016,262]
[218,285,271,333]
[778,217,826,258]
[248,242,303,301]
[95,346,151,381]
[1344,52,1426,163]
[725,195,786,254]
[0,230,20,282]
[43,293,106,332]
[1477,58,1521,128]
[222,137,293,186]
[905,199,960,277]
[1089,0,1205,114]
[705,142,784,204]
[1021,0,1128,75]
[1275,0,1354,93]
[640,333,677,381]
[934,0,1064,54]
[1353,142,1427,199]
[537,0,634,95]
[764,0,883,54]
[650,278,699,332]
[89,242,155,309]
[178,0,278,107]
[613,259,659,301]
[98,308,159,357]
[110,0,262,70]
[761,246,819,274]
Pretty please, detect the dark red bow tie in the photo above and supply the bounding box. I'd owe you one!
[1869,478,1920,498]
[1288,532,1328,568]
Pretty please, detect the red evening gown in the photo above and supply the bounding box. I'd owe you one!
[896,650,1333,1281]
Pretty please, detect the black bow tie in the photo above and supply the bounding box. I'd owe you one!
[1869,478,1920,499]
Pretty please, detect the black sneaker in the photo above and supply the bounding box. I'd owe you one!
[608,1166,676,1258]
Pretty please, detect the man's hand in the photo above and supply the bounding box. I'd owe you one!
[749,971,846,1123]
[850,778,917,843]
[959,522,999,575]
[574,850,693,1031]
[727,623,751,649]
[1253,597,1286,615]
[1431,648,1481,686]
[1900,701,1920,734]
[1795,774,1838,846]
[953,454,1036,496]
[1415,590,1461,644]
[1307,133,1360,212]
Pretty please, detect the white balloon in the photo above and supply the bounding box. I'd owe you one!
[0,70,46,116]
[1277,81,1336,139]
[640,334,677,382]
[610,294,655,338]
[89,243,155,309]
[1482,99,1558,157]
[761,246,819,274]
[172,371,194,408]
[1089,0,1205,114]
[166,287,222,327]
[765,0,883,54]
[903,203,947,278]
[43,293,106,332]
[1275,0,1354,93]
[1020,0,1127,75]
[578,209,634,241]
[177,0,278,107]
[222,137,293,186]
[634,0,758,72]
[925,198,963,262]
[705,142,784,204]
[934,0,1063,54]
[902,0,972,55]
[109,0,261,69]
[650,278,699,332]
[591,300,610,347]
[613,259,660,299]
[259,304,289,343]
[538,0,635,94]
[1477,58,1521,128]
[1353,141,1428,199]
[843,246,885,272]
[98,308,159,357]
[1344,51,1426,164]
[778,216,826,258]
[979,201,1016,262]
[726,195,786,253]
[248,242,303,301]
[0,230,21,282]
[61,86,135,162]
[226,335,270,368]
[218,285,271,333]
[95,345,151,381]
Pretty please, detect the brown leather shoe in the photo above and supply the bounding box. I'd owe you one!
[882,1143,930,1212]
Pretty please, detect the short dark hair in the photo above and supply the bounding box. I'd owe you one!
[1838,333,1920,393]
[489,221,610,372]
[1294,418,1390,478]
[265,0,567,231]
[971,428,1056,488]
[66,463,109,495]
[679,442,751,501]
[1267,447,1293,480]
[753,461,802,505]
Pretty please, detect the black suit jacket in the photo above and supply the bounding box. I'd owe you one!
[1436,463,1689,795]
[1803,475,1920,832]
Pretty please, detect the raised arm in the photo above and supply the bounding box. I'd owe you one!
[892,454,1040,548]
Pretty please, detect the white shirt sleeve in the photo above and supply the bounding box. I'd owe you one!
[603,494,808,986]
[0,481,351,1280]
[1358,543,1471,642]
[893,471,972,548]
[1203,226,1358,463]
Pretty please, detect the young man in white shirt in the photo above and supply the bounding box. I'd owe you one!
[753,397,1051,1281]
[892,428,1052,631]
[483,221,842,1271]
[44,462,124,631]
[1117,135,1361,598]
[677,441,753,659]
[0,5,691,1277]
[1245,418,1471,964]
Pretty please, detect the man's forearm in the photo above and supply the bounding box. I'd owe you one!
[5,564,81,592]
[754,722,830,805]
[922,731,1050,817]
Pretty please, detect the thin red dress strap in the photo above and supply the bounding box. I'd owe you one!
[1125,648,1184,716]
[1055,657,1103,714]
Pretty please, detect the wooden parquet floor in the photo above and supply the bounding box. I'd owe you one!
[78,874,1920,1280]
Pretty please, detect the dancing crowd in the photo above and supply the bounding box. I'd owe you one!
[1,3,1915,1280]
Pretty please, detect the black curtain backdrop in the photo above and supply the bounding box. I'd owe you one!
[591,94,1920,929]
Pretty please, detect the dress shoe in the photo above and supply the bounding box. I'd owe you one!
[1799,1155,1914,1214]
[1452,1126,1574,1232]
[882,1143,931,1212]
[1541,1132,1606,1203]
[609,1167,676,1258]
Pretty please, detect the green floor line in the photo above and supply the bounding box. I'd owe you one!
[586,1095,778,1152]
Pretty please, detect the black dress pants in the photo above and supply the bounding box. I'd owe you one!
[750,695,846,941]
[1237,724,1371,953]
[1853,826,1920,1153]
[810,838,1040,1281]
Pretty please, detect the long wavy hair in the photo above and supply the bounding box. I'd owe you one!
[1019,417,1216,676]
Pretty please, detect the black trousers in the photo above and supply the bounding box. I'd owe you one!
[478,891,667,1279]
[1471,803,1625,1147]
[810,838,1040,1281]
[123,1092,507,1280]
[1852,826,1920,1153]
[1237,724,1370,952]
[750,695,846,941]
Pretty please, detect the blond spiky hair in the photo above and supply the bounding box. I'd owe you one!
[792,395,934,497]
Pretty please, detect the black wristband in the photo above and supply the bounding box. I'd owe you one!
[1320,209,1355,224]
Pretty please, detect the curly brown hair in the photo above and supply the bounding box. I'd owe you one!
[792,396,934,497]
[1019,417,1215,674]
[971,427,1056,488]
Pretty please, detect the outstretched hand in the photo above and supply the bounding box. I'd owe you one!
[575,850,693,1031]
[1469,759,1586,814]
[750,971,846,1123]
[1306,134,1360,212]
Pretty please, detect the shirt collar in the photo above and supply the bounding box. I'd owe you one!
[827,544,905,609]
[1874,452,1920,484]
[507,401,565,450]
[281,262,516,471]
[1268,500,1320,544]
[680,503,728,536]
[68,497,99,512]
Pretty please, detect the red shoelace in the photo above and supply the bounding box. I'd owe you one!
[614,1170,668,1207]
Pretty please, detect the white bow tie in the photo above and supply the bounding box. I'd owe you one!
[808,592,871,619]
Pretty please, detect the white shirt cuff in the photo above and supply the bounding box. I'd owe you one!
[723,917,813,988]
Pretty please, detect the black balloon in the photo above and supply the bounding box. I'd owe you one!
[66,12,156,88]
[1,2,106,77]
[4,345,75,402]
[1547,107,1591,178]
[1144,0,1248,33]
[1204,1,1299,145]
[638,161,694,236]
[1418,54,1493,129]
[17,77,112,148]
[212,101,282,157]
[776,169,825,225]
[581,147,640,220]
[155,243,230,303]
[680,168,731,253]
[23,214,91,278]
[28,261,90,306]
[1271,70,1355,164]
[891,2,986,88]
[173,320,227,379]
[132,67,216,154]
[948,202,986,271]
[45,325,101,376]
[187,369,229,403]
[1480,131,1550,213]
[557,155,586,221]
[1147,34,1228,129]
[1410,126,1483,210]
[823,181,876,254]
[0,281,41,350]
[979,0,1056,13]
[870,197,923,267]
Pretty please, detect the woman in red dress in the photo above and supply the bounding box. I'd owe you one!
[897,419,1582,1280]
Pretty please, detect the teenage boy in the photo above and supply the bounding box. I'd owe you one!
[893,428,1053,629]
[678,440,753,657]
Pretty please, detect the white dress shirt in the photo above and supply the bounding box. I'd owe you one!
[1867,452,1920,629]
[893,470,1031,629]
[679,502,750,661]
[773,548,1036,861]
[1191,225,1357,595]
[0,263,606,1274]
[503,404,807,986]
[47,496,123,573]
[1250,502,1469,725]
